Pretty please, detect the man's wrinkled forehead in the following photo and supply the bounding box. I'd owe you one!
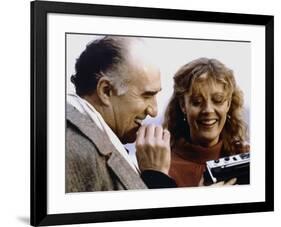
[130,67,161,94]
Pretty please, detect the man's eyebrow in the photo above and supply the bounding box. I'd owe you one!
[141,88,162,96]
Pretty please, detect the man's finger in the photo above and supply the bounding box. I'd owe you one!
[145,124,156,141]
[163,129,170,145]
[136,125,146,144]
[155,126,163,141]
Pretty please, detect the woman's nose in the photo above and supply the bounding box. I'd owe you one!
[201,100,214,113]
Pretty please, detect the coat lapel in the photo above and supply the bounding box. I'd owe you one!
[66,104,147,190]
[107,152,147,189]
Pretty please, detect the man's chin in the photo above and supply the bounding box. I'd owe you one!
[122,128,138,144]
[122,136,137,144]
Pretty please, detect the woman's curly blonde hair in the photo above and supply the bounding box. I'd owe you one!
[163,58,248,155]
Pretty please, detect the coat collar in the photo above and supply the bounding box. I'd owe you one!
[66,104,147,189]
[67,103,112,156]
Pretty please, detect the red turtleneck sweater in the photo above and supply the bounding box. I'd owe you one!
[169,139,250,187]
[169,139,223,187]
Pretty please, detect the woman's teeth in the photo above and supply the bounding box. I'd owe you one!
[199,119,217,125]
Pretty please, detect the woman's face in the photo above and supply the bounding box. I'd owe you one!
[181,75,231,147]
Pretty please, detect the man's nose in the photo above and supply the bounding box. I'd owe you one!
[146,98,158,117]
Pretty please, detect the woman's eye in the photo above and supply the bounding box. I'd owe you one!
[191,99,202,106]
[213,96,224,104]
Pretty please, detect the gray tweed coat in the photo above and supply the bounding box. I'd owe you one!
[66,104,147,192]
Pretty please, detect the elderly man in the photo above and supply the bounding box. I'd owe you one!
[66,36,176,192]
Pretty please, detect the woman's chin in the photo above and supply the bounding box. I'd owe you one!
[196,136,220,147]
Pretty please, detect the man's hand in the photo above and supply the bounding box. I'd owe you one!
[136,125,171,175]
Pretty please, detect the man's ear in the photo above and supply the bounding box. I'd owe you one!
[96,77,113,106]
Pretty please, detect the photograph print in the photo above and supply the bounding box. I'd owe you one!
[65,34,251,193]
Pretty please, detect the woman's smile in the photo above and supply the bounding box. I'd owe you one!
[197,118,218,127]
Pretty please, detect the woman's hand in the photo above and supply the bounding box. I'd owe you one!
[198,176,237,187]
[136,125,171,175]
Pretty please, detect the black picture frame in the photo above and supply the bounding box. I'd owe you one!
[31,0,274,226]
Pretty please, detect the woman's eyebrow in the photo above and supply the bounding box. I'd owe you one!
[212,92,226,96]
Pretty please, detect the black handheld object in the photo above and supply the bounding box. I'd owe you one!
[203,152,250,185]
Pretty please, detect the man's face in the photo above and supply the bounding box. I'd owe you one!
[109,61,161,144]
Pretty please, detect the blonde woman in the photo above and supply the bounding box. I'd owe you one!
[163,58,249,187]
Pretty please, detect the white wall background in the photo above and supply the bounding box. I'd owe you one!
[66,34,251,113]
[66,34,251,156]
[0,0,279,227]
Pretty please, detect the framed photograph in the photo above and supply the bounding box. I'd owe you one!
[31,0,274,226]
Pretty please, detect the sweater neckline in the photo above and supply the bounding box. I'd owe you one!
[173,138,223,164]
